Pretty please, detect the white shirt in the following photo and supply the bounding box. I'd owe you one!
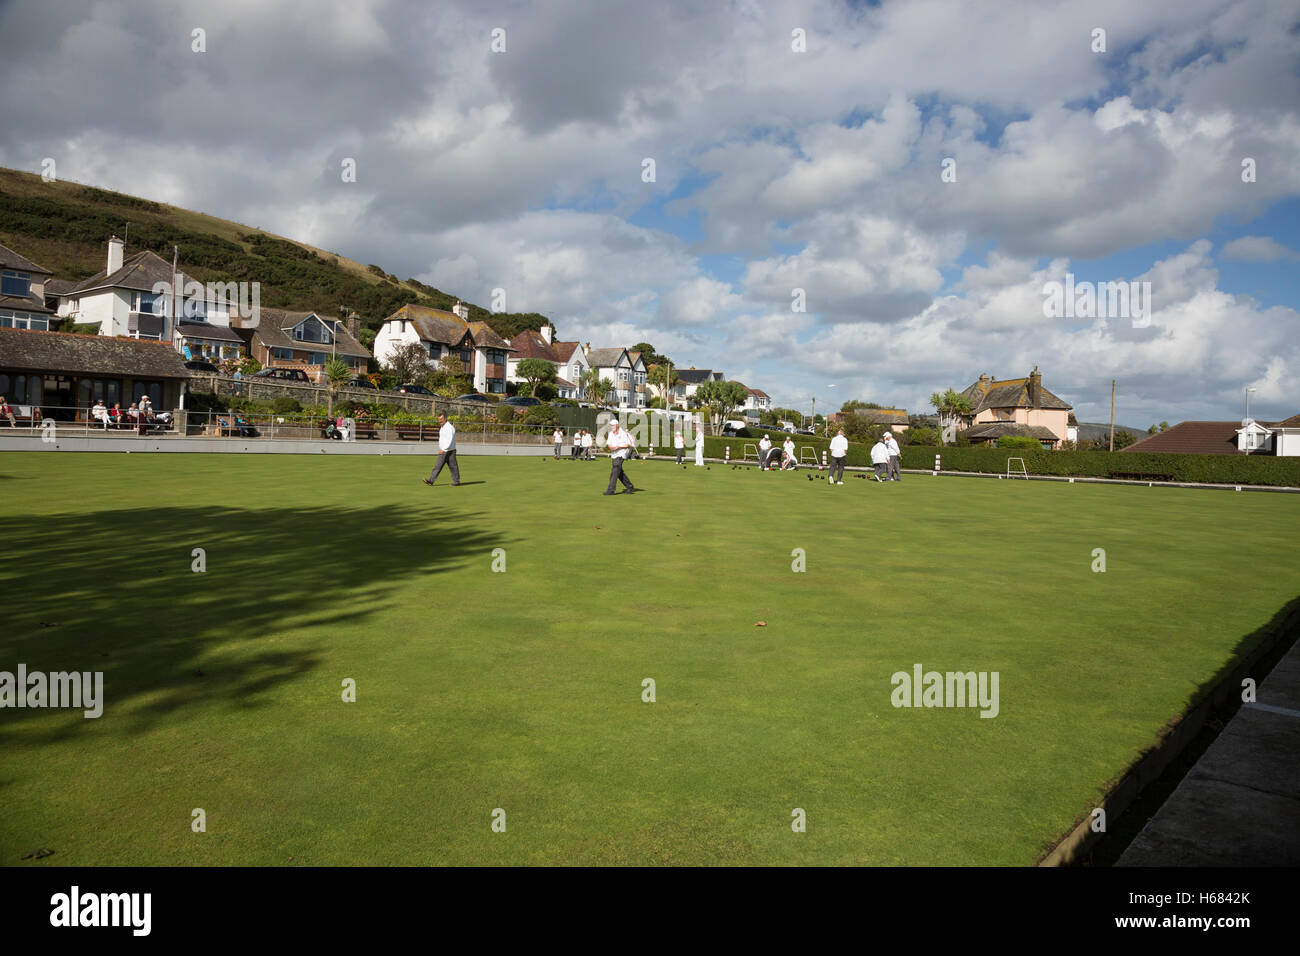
[783,439,795,456]
[554,430,564,443]
[674,433,684,448]
[608,426,633,459]
[582,432,593,447]
[438,421,457,452]
[830,434,848,458]
[870,441,890,464]
[885,437,901,456]
[759,436,772,450]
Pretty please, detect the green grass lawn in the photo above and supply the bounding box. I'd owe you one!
[1,452,1297,866]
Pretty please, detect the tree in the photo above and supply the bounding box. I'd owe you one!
[585,375,615,406]
[325,357,353,415]
[841,399,883,412]
[929,389,973,443]
[631,342,672,368]
[647,362,682,406]
[383,342,434,385]
[696,379,749,430]
[515,358,557,397]
[428,353,472,397]
[1112,429,1137,450]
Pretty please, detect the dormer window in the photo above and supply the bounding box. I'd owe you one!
[2,271,31,297]
[136,291,162,314]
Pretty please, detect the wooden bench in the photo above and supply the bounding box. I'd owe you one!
[316,419,378,440]
[394,423,431,440]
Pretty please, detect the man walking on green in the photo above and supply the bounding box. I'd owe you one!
[423,413,461,487]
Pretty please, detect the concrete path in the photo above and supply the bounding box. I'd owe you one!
[1118,639,1300,865]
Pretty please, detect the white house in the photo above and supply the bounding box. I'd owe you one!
[676,368,725,406]
[1271,414,1300,456]
[584,347,646,408]
[56,236,231,345]
[0,243,56,331]
[374,302,512,394]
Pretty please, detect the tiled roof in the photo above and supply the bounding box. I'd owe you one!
[677,368,717,385]
[508,328,560,361]
[0,291,54,314]
[467,321,513,351]
[0,242,52,275]
[176,321,243,343]
[1272,412,1300,428]
[964,422,1061,441]
[0,327,190,378]
[585,347,628,368]
[251,310,370,358]
[43,278,79,296]
[551,340,582,362]
[70,249,175,295]
[962,374,1072,412]
[555,376,575,388]
[1121,421,1245,455]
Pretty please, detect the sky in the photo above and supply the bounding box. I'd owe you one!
[1,0,1298,425]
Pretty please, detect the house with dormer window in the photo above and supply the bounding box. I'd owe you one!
[234,309,369,382]
[583,346,647,408]
[0,243,56,331]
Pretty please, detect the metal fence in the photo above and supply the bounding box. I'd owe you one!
[192,374,509,419]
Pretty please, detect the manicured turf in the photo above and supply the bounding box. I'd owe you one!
[1,452,1297,865]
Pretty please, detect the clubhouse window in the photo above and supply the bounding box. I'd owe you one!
[0,310,50,330]
[0,372,42,404]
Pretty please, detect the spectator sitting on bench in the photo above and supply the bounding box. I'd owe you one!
[92,400,112,428]
[0,396,15,427]
[109,402,124,428]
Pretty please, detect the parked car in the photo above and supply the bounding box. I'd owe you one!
[346,378,378,390]
[721,422,750,437]
[502,395,542,407]
[397,384,435,395]
[454,393,493,403]
[184,360,219,373]
[253,367,311,382]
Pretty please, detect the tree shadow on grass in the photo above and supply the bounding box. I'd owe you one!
[0,503,506,746]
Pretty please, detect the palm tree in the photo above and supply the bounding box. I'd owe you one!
[648,363,683,408]
[929,388,973,443]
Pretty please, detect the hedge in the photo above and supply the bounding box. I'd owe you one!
[899,446,1300,487]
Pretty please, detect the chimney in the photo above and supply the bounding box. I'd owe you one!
[540,324,553,344]
[452,300,469,321]
[107,235,124,274]
[1028,366,1042,407]
[583,342,590,356]
[346,313,360,340]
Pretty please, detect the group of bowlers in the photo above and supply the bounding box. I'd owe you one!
[423,415,670,495]
[423,413,902,494]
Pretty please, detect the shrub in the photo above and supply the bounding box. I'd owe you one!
[494,404,517,424]
[997,435,1043,449]
[524,405,559,426]
[271,396,301,415]
[903,427,938,446]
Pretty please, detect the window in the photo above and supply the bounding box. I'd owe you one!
[0,310,49,330]
[488,380,505,394]
[308,352,327,365]
[293,318,331,343]
[426,343,441,359]
[460,347,473,364]
[271,347,293,360]
[136,292,162,314]
[487,348,507,365]
[1,271,30,297]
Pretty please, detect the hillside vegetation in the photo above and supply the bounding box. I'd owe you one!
[0,166,550,340]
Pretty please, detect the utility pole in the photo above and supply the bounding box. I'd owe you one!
[1109,379,1116,452]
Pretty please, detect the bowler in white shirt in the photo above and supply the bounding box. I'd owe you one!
[603,421,638,495]
[423,414,461,486]
[829,429,849,484]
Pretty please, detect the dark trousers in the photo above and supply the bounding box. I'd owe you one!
[607,455,635,493]
[554,442,562,459]
[829,456,845,482]
[675,447,683,463]
[429,449,460,485]
[888,455,900,480]
[873,461,887,479]
[571,444,581,459]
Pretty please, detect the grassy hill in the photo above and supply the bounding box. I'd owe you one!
[0,166,551,342]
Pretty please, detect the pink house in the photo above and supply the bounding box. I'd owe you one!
[958,366,1073,449]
